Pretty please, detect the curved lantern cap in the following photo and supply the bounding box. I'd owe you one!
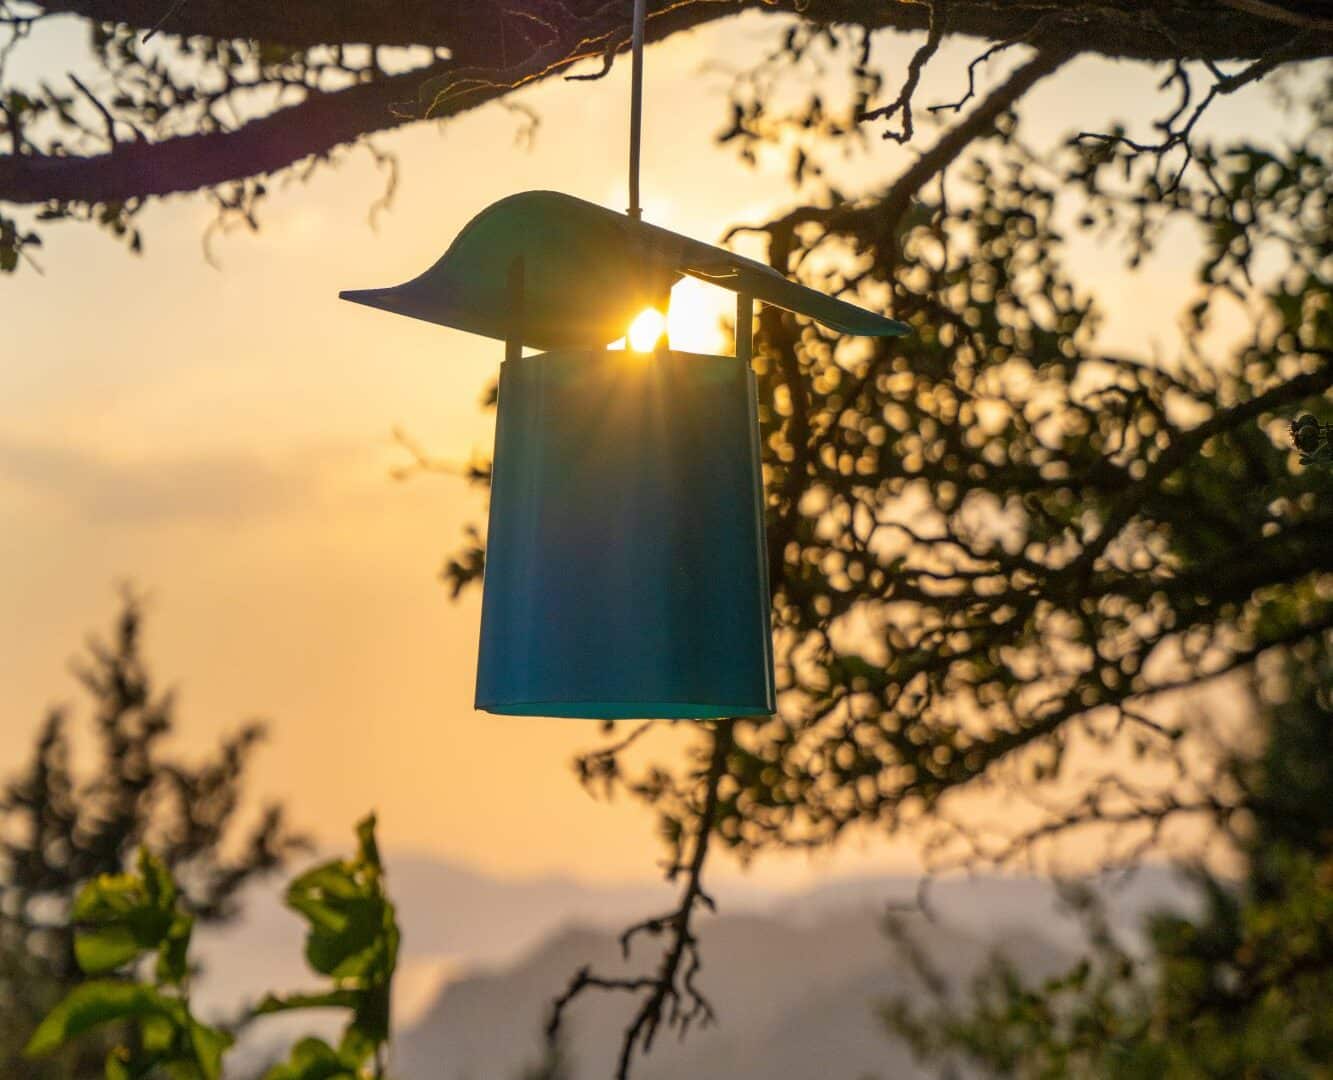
[339,190,910,348]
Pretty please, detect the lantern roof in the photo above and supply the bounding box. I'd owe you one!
[339,190,909,351]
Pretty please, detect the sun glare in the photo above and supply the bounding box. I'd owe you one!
[627,307,668,352]
[612,279,731,354]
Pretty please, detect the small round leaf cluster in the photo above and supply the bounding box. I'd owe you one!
[1290,414,1333,467]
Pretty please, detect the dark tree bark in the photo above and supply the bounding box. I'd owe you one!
[1,0,1331,212]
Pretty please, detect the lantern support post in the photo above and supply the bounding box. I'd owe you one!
[735,290,753,366]
[627,0,646,220]
[505,255,525,364]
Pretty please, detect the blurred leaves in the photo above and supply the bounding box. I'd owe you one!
[261,1035,363,1080]
[885,645,1333,1076]
[257,813,399,1080]
[0,593,304,1078]
[24,813,400,1080]
[558,62,1333,879]
[24,849,232,1080]
[72,849,193,984]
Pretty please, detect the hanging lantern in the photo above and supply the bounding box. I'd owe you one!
[341,191,906,719]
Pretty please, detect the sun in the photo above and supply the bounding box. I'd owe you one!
[627,307,667,352]
[613,278,732,354]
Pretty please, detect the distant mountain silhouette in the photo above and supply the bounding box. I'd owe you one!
[187,852,1189,1076]
[393,868,1191,1080]
[194,852,772,1070]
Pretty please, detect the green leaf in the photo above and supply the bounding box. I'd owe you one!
[155,911,194,987]
[137,849,179,911]
[261,1037,359,1080]
[285,846,394,980]
[253,989,361,1016]
[140,1011,176,1053]
[349,982,392,1049]
[72,852,179,974]
[188,1019,233,1080]
[337,1022,378,1067]
[306,913,384,980]
[355,813,381,870]
[24,982,181,1058]
[287,888,353,934]
[288,860,363,901]
[75,924,151,975]
[105,1047,132,1080]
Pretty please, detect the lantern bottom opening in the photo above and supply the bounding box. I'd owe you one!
[478,699,772,720]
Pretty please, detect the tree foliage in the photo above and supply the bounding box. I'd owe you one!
[544,36,1332,1078]
[2,0,1332,271]
[25,815,401,1080]
[0,596,304,1077]
[884,644,1333,1077]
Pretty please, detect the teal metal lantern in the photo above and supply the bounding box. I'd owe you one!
[341,191,907,719]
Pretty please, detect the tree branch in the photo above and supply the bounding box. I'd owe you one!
[28,0,1332,61]
[859,0,946,143]
[1079,355,1333,572]
[0,62,445,204]
[879,45,1072,226]
[547,718,734,1079]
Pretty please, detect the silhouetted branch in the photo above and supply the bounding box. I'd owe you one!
[574,721,658,798]
[547,719,733,1079]
[1076,30,1315,191]
[858,0,946,143]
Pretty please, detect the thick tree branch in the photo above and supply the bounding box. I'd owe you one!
[725,46,1072,263]
[0,1,740,205]
[35,0,547,55]
[0,63,446,204]
[5,1,1329,210]
[28,0,1333,61]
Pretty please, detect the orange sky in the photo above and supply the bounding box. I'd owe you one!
[0,14,1310,886]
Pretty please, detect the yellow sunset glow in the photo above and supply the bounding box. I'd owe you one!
[627,306,668,352]
[616,277,731,354]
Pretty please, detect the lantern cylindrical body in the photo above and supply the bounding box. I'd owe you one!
[475,348,775,719]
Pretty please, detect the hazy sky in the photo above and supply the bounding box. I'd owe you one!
[1,13,1309,886]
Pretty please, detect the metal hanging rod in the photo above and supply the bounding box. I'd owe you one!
[628,0,646,220]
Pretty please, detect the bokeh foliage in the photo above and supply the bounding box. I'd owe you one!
[255,814,400,1080]
[885,645,1333,1077]
[581,60,1331,879]
[0,597,303,1077]
[24,815,400,1080]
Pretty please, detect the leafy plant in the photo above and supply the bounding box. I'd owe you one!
[24,848,231,1078]
[256,814,399,1080]
[1,595,302,1078]
[24,816,400,1080]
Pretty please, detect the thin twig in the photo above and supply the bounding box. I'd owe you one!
[142,0,189,42]
[547,718,735,1079]
[859,0,946,143]
[67,72,118,146]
